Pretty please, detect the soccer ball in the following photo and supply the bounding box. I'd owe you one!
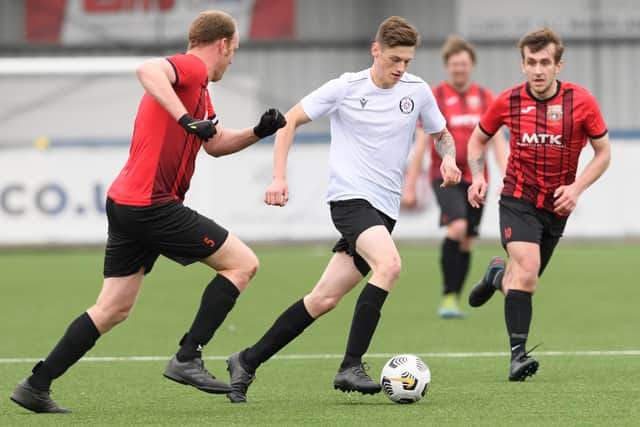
[380,354,431,404]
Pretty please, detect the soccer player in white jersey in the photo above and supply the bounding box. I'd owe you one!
[225,16,461,403]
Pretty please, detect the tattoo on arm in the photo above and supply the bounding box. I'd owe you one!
[468,155,486,178]
[434,129,456,159]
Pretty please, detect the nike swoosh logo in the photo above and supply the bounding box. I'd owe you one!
[389,377,416,387]
[521,106,535,113]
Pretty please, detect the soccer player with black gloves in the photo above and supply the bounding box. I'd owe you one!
[10,10,286,414]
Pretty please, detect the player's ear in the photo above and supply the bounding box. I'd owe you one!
[371,42,379,58]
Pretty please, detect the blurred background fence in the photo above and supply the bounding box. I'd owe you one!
[1,0,639,245]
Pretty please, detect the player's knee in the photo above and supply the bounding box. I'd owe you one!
[235,252,259,288]
[448,220,467,240]
[104,303,134,326]
[516,269,538,292]
[306,293,340,316]
[245,252,259,280]
[375,256,402,283]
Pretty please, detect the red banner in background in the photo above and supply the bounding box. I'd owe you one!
[24,0,295,45]
[250,0,295,40]
[83,0,174,13]
[25,0,67,43]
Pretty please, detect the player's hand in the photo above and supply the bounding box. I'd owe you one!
[253,108,287,138]
[265,177,289,207]
[178,114,216,140]
[401,185,417,209]
[440,155,462,187]
[468,177,488,208]
[553,184,580,216]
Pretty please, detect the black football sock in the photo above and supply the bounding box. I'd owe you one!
[241,299,314,373]
[441,238,461,295]
[28,312,100,391]
[176,274,239,362]
[454,250,471,295]
[340,283,388,369]
[504,290,533,359]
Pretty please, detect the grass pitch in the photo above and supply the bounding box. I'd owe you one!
[1,242,639,426]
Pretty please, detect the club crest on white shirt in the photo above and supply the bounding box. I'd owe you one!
[399,96,415,114]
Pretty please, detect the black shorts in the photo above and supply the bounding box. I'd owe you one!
[329,199,396,276]
[103,198,229,277]
[499,196,568,275]
[432,179,483,237]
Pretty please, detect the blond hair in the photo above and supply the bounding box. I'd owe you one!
[188,11,236,49]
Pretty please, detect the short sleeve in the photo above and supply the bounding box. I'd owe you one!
[584,94,608,139]
[166,55,206,89]
[300,75,348,120]
[479,91,507,137]
[205,91,216,121]
[418,85,446,134]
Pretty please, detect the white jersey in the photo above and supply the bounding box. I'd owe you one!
[301,68,445,220]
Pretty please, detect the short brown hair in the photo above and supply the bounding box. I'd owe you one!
[188,11,236,49]
[375,16,419,48]
[518,27,564,63]
[442,35,476,64]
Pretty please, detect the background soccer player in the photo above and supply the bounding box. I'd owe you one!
[466,27,610,381]
[224,16,461,403]
[402,35,507,319]
[10,10,286,413]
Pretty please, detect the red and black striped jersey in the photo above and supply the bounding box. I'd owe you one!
[429,82,494,183]
[108,53,215,206]
[479,81,607,214]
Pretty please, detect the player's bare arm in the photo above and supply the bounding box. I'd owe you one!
[265,103,312,207]
[467,125,491,208]
[203,109,286,157]
[431,127,461,187]
[490,128,508,175]
[136,58,187,120]
[553,133,610,215]
[401,127,429,208]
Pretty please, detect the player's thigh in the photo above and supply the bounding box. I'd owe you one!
[95,272,144,309]
[355,225,401,274]
[505,241,540,291]
[88,271,145,332]
[201,232,258,274]
[330,198,395,276]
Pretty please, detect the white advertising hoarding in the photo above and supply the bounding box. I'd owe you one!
[0,141,634,245]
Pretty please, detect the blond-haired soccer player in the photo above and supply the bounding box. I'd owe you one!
[10,11,286,414]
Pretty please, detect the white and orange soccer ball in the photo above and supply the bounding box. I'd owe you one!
[380,354,431,404]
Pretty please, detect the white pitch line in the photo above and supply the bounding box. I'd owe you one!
[1,350,639,364]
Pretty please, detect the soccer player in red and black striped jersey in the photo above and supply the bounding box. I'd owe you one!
[466,28,610,381]
[10,11,285,414]
[402,36,507,319]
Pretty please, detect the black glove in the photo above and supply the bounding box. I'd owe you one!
[178,114,216,140]
[253,108,287,138]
